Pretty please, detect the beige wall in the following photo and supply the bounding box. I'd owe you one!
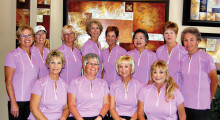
[0,0,220,119]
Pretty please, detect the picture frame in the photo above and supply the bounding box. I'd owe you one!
[63,0,169,51]
[199,33,220,74]
[182,0,220,27]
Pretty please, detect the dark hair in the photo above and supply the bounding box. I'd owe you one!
[132,29,149,45]
[105,26,119,38]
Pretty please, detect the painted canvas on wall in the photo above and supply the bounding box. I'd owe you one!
[66,0,168,51]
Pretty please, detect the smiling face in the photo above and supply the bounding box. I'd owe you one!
[63,29,75,45]
[134,32,146,51]
[83,58,99,77]
[183,33,200,55]
[106,31,117,47]
[152,67,167,86]
[163,28,177,44]
[35,30,46,46]
[48,56,63,75]
[18,29,34,48]
[90,23,101,39]
[118,61,132,79]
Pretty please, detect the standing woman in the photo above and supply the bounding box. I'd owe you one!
[58,25,82,84]
[138,60,186,120]
[81,20,103,78]
[31,25,50,78]
[127,29,157,85]
[110,55,143,120]
[103,26,127,87]
[5,26,39,119]
[180,27,219,120]
[68,53,109,120]
[156,21,187,88]
[29,50,69,120]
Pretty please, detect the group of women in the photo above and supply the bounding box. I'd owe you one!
[4,19,219,120]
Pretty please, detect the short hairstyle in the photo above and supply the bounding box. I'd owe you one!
[46,50,65,69]
[181,27,201,43]
[132,29,149,46]
[83,53,100,67]
[161,21,179,34]
[105,26,119,38]
[61,24,76,41]
[86,20,103,36]
[116,55,135,74]
[149,60,178,102]
[16,25,34,39]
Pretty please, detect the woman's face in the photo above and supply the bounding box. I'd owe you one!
[118,61,132,78]
[152,67,167,85]
[106,31,117,47]
[134,32,146,50]
[183,33,200,54]
[48,56,63,75]
[84,58,99,76]
[18,29,34,48]
[35,30,46,46]
[63,30,75,44]
[90,23,101,38]
[163,28,177,44]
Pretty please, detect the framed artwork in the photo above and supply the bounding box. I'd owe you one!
[182,0,220,27]
[63,0,169,51]
[198,33,220,74]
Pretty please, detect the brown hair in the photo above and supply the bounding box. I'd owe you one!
[105,26,119,38]
[86,20,103,36]
[161,21,179,35]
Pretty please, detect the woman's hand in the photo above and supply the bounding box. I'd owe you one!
[10,101,19,118]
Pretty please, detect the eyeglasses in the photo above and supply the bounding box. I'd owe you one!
[36,32,46,36]
[20,34,33,39]
[86,62,99,66]
[64,32,74,36]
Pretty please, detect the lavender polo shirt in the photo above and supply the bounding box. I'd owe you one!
[31,46,50,78]
[28,75,69,120]
[138,83,184,120]
[110,78,143,117]
[127,49,157,85]
[81,39,103,78]
[156,44,187,88]
[103,45,127,87]
[68,76,109,117]
[58,44,82,84]
[4,47,39,101]
[180,49,216,109]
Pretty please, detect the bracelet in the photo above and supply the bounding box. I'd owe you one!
[98,114,104,119]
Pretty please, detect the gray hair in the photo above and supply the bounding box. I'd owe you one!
[181,27,201,43]
[83,53,100,67]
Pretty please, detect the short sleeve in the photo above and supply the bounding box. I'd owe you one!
[175,89,184,106]
[207,56,216,73]
[103,81,109,95]
[138,88,146,102]
[5,52,16,69]
[68,80,78,95]
[110,83,117,96]
[31,80,43,96]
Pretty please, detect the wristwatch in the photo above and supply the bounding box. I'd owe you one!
[98,114,104,119]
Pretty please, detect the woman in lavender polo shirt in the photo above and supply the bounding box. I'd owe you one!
[127,29,157,85]
[31,25,50,78]
[58,25,82,84]
[5,26,39,120]
[81,20,103,78]
[110,55,143,120]
[68,53,109,120]
[29,50,69,120]
[103,26,127,87]
[180,27,219,120]
[138,60,186,120]
[156,21,187,88]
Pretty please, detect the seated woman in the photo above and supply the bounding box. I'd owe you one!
[29,50,69,120]
[67,53,110,120]
[138,60,186,120]
[110,55,143,120]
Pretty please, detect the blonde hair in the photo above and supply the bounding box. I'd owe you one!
[61,24,76,41]
[86,20,103,36]
[46,50,65,69]
[16,25,34,39]
[116,55,135,74]
[149,60,178,102]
